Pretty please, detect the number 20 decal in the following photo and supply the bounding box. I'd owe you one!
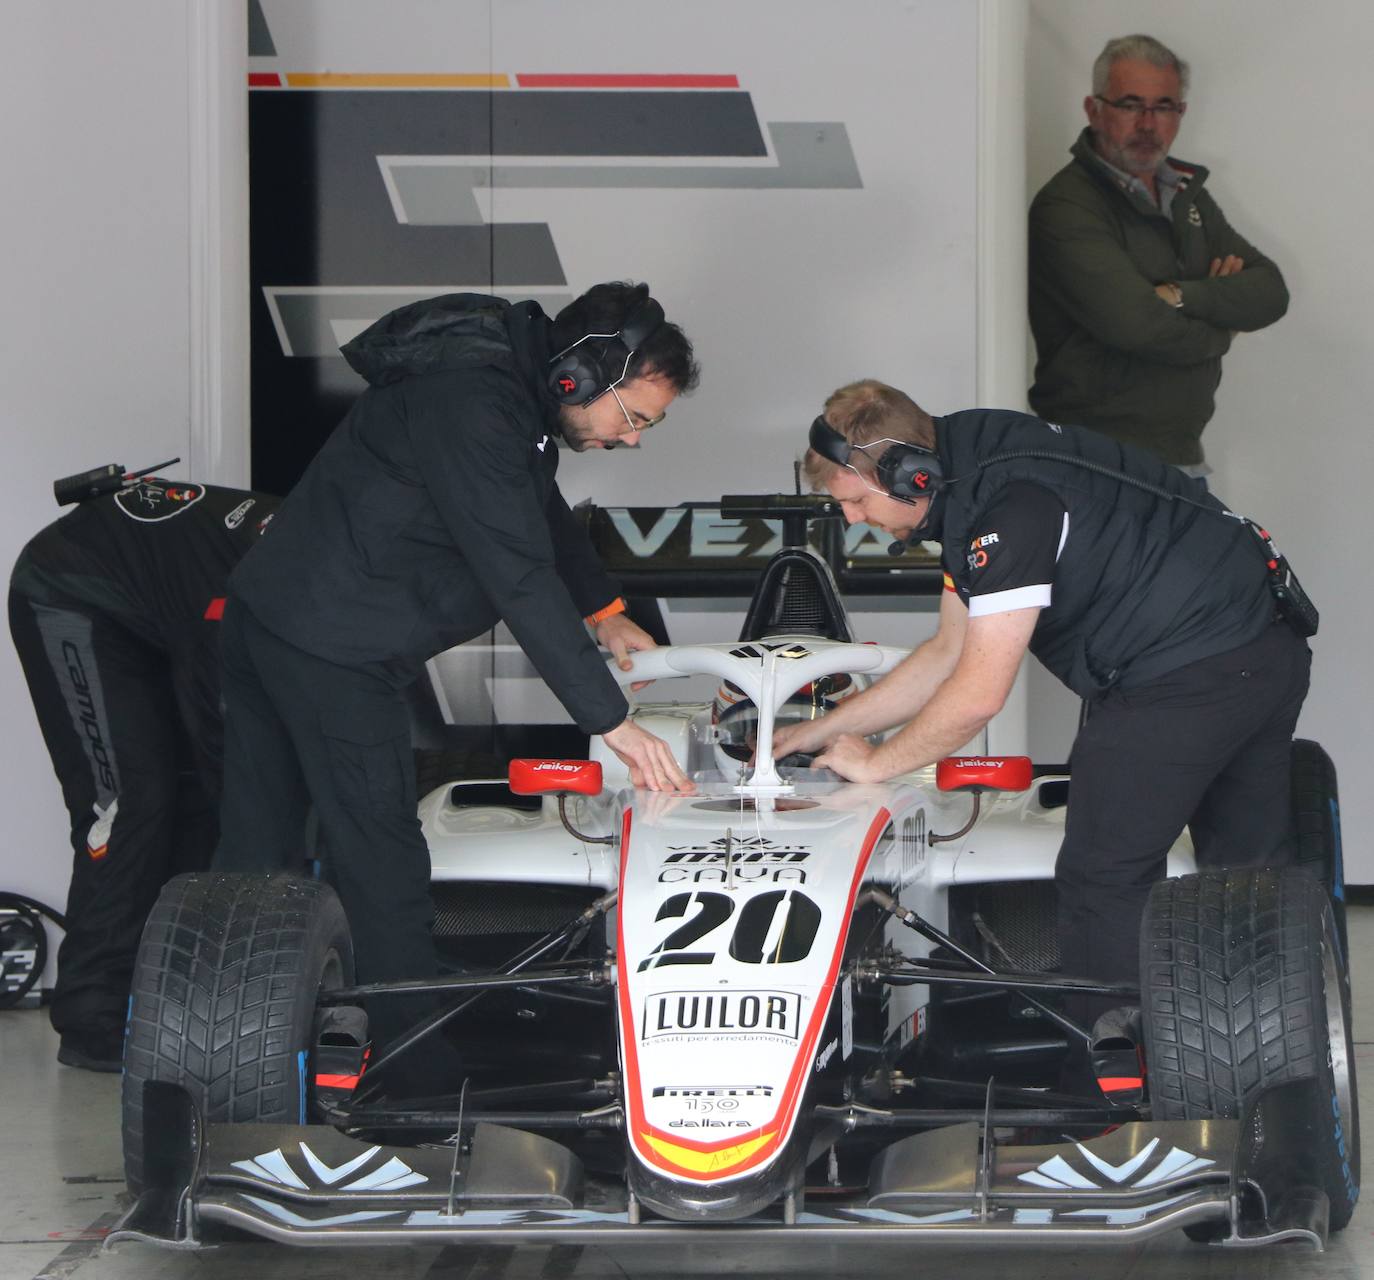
[638,890,822,972]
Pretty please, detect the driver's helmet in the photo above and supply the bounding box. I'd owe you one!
[711,672,856,772]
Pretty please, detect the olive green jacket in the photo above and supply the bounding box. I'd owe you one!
[1028,130,1288,465]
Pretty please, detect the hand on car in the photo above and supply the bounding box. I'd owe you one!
[770,719,832,762]
[814,733,881,783]
[602,719,695,793]
[596,613,658,691]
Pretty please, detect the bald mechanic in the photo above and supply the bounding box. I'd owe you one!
[775,380,1311,1018]
[216,284,698,1054]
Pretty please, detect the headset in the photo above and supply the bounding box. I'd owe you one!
[547,284,666,406]
[808,415,943,502]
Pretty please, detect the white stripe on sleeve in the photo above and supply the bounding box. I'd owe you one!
[967,584,1052,618]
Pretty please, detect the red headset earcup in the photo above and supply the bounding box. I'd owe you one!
[878,445,943,499]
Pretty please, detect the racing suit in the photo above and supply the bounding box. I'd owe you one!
[931,409,1309,994]
[217,294,628,1051]
[9,481,279,1051]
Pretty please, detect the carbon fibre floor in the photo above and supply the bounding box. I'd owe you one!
[3,905,1374,1280]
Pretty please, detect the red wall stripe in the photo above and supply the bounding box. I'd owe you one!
[515,74,739,89]
[248,72,282,87]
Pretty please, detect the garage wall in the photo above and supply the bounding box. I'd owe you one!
[243,0,1034,753]
[1,3,193,924]
[245,0,983,503]
[36,3,1362,966]
[0,0,1032,943]
[1024,1,1374,878]
[0,1,246,954]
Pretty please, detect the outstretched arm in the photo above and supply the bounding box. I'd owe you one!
[816,605,1039,781]
[771,589,969,760]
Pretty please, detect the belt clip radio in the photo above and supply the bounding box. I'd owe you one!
[1249,523,1319,638]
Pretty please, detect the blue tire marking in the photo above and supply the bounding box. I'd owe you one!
[297,1050,307,1124]
[1331,797,1345,901]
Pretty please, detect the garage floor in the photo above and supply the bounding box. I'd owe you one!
[4,904,1374,1280]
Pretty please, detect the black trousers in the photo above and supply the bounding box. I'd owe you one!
[1056,620,1311,1001]
[214,598,437,1049]
[9,590,217,1036]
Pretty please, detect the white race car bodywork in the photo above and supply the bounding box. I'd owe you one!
[420,636,1197,1190]
[111,499,1349,1257]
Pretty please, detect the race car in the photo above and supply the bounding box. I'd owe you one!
[110,495,1356,1254]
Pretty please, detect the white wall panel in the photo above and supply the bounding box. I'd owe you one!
[0,3,199,920]
[1026,1,1374,875]
[493,0,980,506]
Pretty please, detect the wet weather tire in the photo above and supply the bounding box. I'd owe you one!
[121,873,353,1194]
[1291,738,1347,956]
[1141,868,1359,1233]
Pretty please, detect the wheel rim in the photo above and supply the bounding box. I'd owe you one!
[1321,912,1355,1146]
[319,948,344,995]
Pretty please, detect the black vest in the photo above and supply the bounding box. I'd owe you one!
[932,409,1274,698]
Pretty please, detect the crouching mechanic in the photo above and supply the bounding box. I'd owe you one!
[215,283,699,1058]
[9,478,279,1070]
[774,379,1310,1008]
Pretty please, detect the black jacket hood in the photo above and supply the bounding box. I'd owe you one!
[340,293,554,389]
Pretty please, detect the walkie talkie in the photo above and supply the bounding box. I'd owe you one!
[1249,523,1319,638]
[52,457,182,506]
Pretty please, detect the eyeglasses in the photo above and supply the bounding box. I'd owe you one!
[1094,94,1186,119]
[609,383,667,435]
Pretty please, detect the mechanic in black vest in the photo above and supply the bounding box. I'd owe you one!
[215,284,699,1056]
[9,479,280,1071]
[775,379,1310,1003]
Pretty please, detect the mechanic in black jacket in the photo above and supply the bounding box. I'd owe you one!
[9,479,279,1070]
[216,283,699,1054]
[775,380,1310,1010]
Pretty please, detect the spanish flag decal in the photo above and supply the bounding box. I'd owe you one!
[641,1130,776,1176]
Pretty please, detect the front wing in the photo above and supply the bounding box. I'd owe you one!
[109,1079,1330,1251]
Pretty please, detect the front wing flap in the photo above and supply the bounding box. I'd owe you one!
[107,1080,1329,1251]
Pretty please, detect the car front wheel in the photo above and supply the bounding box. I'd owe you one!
[121,872,354,1194]
[1140,868,1359,1234]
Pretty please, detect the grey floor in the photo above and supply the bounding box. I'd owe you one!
[5,911,1374,1280]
